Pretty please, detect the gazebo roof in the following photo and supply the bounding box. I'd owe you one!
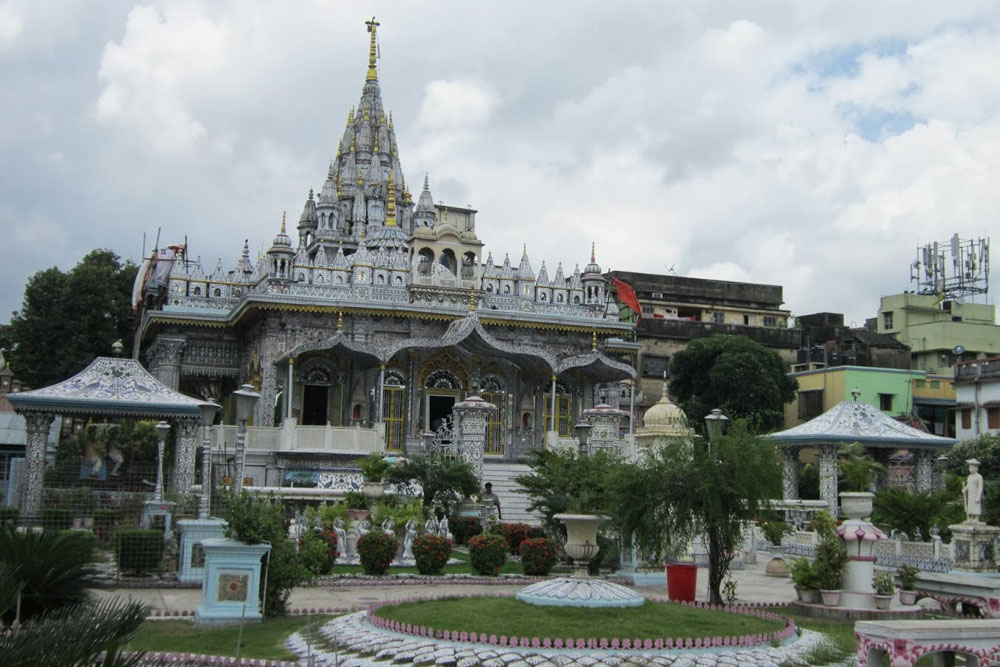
[768,400,956,449]
[7,357,204,419]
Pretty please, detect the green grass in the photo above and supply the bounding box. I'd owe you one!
[126,614,333,659]
[375,596,785,640]
[327,548,531,576]
[764,606,856,665]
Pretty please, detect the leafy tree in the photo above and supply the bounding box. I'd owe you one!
[383,455,480,517]
[616,421,782,605]
[668,334,797,433]
[6,249,137,389]
[515,449,627,535]
[0,528,97,623]
[872,486,964,539]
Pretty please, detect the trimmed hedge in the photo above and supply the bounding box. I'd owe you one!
[468,533,507,576]
[92,508,119,544]
[357,531,398,576]
[520,537,558,576]
[413,534,452,575]
[116,529,164,575]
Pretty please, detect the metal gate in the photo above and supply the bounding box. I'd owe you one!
[482,390,504,455]
[382,385,405,451]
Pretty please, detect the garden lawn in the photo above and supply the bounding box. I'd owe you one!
[764,606,856,664]
[126,615,333,660]
[375,597,784,640]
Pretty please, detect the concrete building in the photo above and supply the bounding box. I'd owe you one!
[603,270,798,417]
[874,293,1000,375]
[954,357,1000,440]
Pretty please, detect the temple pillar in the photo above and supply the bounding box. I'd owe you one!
[173,416,200,494]
[782,448,800,500]
[818,443,839,514]
[19,412,54,521]
[914,449,935,492]
[453,396,496,483]
[285,357,295,421]
[147,336,186,390]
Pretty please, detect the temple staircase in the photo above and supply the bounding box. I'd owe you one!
[482,461,541,525]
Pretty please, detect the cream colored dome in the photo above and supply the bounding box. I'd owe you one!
[640,390,690,437]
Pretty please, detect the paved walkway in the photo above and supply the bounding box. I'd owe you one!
[93,557,800,613]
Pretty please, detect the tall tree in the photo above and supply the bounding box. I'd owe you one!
[668,334,797,433]
[7,250,137,389]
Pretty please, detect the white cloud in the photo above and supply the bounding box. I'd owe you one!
[0,3,22,47]
[416,79,498,133]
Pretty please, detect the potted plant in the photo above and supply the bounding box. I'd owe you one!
[839,442,886,519]
[344,490,370,521]
[872,571,895,610]
[896,563,920,605]
[811,511,847,606]
[790,557,820,603]
[760,519,791,578]
[359,453,390,499]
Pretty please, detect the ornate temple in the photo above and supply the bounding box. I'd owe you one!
[135,19,636,488]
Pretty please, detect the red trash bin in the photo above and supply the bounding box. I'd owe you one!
[666,563,698,602]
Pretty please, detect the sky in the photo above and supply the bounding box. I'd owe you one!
[1,0,997,327]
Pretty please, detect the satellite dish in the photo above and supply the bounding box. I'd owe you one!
[953,345,966,356]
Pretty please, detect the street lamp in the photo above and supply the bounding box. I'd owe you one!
[232,384,260,494]
[154,421,171,502]
[574,419,591,453]
[704,408,729,440]
[198,401,221,519]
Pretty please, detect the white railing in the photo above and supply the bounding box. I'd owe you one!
[209,422,385,455]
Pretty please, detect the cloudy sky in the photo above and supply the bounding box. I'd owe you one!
[1,1,997,327]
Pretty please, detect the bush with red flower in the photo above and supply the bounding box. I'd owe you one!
[357,531,398,576]
[298,528,338,576]
[467,533,508,576]
[412,534,452,575]
[519,537,558,576]
[496,522,533,555]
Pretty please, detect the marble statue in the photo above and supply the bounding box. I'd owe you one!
[357,519,371,539]
[424,516,438,536]
[963,458,984,523]
[333,518,347,556]
[382,517,396,538]
[402,519,417,560]
[437,516,451,541]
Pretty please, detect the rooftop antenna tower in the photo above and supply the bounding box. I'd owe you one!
[910,234,990,301]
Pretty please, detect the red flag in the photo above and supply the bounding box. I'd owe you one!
[613,278,641,321]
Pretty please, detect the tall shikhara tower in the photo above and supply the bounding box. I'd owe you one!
[296,17,413,258]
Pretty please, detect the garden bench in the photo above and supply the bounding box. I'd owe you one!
[856,619,1000,666]
[912,571,1000,617]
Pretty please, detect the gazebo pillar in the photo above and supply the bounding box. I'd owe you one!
[173,416,200,494]
[818,443,839,514]
[781,448,800,500]
[20,412,54,521]
[914,449,935,492]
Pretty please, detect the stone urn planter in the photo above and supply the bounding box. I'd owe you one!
[820,589,842,607]
[839,491,875,520]
[764,545,789,578]
[874,594,893,610]
[795,586,820,604]
[361,481,384,500]
[554,513,607,578]
[346,508,370,521]
[899,589,919,606]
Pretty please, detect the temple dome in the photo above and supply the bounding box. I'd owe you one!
[640,390,690,437]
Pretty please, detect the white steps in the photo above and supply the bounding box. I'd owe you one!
[481,461,541,525]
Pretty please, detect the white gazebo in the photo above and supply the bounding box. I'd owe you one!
[768,400,956,512]
[7,357,206,521]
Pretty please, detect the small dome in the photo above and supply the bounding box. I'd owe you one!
[268,214,294,253]
[641,389,690,437]
[583,242,601,276]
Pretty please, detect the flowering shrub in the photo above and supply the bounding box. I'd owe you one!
[467,533,508,576]
[519,537,558,576]
[357,531,398,576]
[450,516,482,545]
[497,522,532,555]
[299,528,338,575]
[413,534,452,575]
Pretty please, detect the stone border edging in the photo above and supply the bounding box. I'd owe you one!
[366,593,797,650]
[120,652,296,665]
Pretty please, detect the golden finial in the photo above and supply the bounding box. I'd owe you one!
[469,291,476,312]
[365,17,380,82]
[348,106,354,125]
[373,133,379,153]
[336,144,342,158]
[357,169,364,188]
[364,105,370,121]
[592,331,597,350]
[591,242,596,262]
[388,111,394,128]
[391,139,397,158]
[336,171,342,197]
[385,170,397,226]
[380,108,386,124]
[350,135,355,153]
[281,211,286,233]
[337,311,343,330]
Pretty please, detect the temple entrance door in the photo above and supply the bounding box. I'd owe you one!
[302,385,329,425]
[427,393,457,433]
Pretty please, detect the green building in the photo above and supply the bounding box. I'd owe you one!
[875,293,999,375]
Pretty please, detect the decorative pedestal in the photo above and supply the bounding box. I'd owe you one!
[950,521,1000,572]
[195,538,271,624]
[517,513,644,608]
[837,492,887,609]
[582,403,628,456]
[452,396,496,483]
[176,518,227,584]
[140,500,176,542]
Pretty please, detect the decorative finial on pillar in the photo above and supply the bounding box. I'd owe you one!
[592,330,597,350]
[662,370,669,401]
[385,170,397,226]
[469,291,476,312]
[280,211,286,234]
[337,311,343,330]
[591,242,596,263]
[365,17,380,82]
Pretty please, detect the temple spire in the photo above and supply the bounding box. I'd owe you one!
[365,17,380,82]
[591,242,596,263]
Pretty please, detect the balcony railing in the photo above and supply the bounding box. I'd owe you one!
[955,358,1000,382]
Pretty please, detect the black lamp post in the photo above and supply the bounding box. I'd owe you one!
[574,420,591,454]
[704,408,729,441]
